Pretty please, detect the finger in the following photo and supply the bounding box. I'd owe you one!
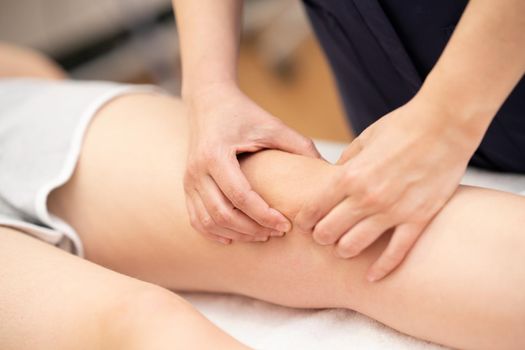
[264,123,322,159]
[312,198,371,245]
[209,156,292,232]
[335,214,395,259]
[366,223,423,282]
[192,191,267,242]
[336,139,362,165]
[198,175,282,238]
[185,194,231,244]
[293,170,347,233]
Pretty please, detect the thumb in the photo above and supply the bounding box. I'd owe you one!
[336,138,362,165]
[265,123,322,159]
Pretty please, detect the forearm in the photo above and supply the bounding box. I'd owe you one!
[172,0,243,98]
[417,0,525,140]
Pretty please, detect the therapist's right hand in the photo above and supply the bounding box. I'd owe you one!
[183,82,321,244]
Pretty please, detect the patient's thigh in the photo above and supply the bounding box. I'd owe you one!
[47,94,342,306]
[48,92,525,348]
[48,94,189,261]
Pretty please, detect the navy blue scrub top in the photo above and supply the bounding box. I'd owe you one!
[303,0,525,172]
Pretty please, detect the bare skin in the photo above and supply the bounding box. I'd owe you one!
[296,0,525,281]
[0,228,248,350]
[1,47,524,349]
[0,41,66,79]
[42,93,525,349]
[171,0,525,283]
[0,47,247,350]
[173,0,321,242]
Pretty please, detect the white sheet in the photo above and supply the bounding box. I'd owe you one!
[182,140,525,349]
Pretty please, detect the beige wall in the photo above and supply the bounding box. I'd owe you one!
[0,0,353,142]
[0,0,170,53]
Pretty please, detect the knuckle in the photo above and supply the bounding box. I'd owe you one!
[342,168,357,184]
[361,187,384,208]
[212,208,232,226]
[313,227,336,245]
[184,165,199,182]
[341,168,362,188]
[189,215,199,229]
[302,138,316,151]
[230,188,248,207]
[186,206,201,231]
[200,215,215,229]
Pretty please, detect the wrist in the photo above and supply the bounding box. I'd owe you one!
[413,70,496,146]
[181,79,239,104]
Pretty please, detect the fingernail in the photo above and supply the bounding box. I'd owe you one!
[276,222,291,232]
[218,238,231,245]
[255,236,269,242]
[270,230,284,237]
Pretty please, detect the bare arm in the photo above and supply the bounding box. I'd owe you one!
[420,0,525,134]
[172,0,242,97]
[172,0,320,243]
[296,0,525,282]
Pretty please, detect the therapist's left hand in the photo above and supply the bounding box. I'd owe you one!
[294,97,483,282]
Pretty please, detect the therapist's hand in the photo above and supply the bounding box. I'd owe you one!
[184,82,321,244]
[295,97,481,282]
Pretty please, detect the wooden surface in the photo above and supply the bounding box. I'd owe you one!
[238,36,353,142]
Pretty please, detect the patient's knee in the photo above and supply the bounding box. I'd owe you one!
[103,283,195,348]
[239,149,335,221]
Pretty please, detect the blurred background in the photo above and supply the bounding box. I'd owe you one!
[0,0,352,141]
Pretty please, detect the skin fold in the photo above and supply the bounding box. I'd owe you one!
[39,93,525,349]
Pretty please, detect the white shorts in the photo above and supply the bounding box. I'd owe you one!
[0,78,165,256]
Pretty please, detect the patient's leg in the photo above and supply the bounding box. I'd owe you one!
[0,227,248,349]
[49,93,525,350]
